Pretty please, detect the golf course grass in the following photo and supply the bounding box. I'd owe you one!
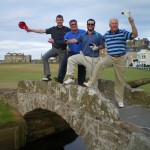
[0,63,149,93]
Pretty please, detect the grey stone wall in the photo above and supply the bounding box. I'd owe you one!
[98,79,150,107]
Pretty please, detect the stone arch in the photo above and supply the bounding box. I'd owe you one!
[23,108,72,142]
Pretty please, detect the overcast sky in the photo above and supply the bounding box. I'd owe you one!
[0,0,150,60]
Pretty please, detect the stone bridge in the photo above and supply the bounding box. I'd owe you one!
[1,80,150,150]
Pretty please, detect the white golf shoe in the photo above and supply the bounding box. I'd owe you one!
[118,102,124,108]
[63,78,75,84]
[83,82,90,87]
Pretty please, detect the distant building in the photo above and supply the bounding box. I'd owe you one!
[4,52,31,63]
[127,38,149,48]
[49,57,57,62]
[126,51,137,67]
[136,49,150,66]
[126,49,150,67]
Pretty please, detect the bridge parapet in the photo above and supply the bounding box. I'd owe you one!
[17,80,119,120]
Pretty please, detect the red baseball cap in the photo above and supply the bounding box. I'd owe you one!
[18,21,29,31]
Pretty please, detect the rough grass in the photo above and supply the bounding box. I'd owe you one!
[0,99,24,128]
[0,100,15,124]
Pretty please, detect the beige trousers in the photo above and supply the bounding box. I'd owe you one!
[66,53,100,78]
[87,55,127,102]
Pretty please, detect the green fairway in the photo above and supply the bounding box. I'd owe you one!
[0,63,58,88]
[0,63,149,93]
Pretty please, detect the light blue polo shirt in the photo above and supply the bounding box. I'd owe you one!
[64,29,86,54]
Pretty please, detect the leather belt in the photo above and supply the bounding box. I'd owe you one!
[110,54,125,57]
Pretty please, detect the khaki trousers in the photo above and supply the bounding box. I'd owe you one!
[88,55,126,102]
[66,53,100,78]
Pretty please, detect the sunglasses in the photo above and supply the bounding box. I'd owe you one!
[70,23,77,26]
[87,23,95,26]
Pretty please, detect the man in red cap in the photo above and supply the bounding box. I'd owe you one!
[26,15,70,81]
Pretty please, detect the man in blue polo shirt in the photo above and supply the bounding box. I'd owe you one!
[53,19,86,85]
[83,17,138,108]
[63,19,104,84]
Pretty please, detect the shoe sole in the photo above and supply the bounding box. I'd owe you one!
[42,80,51,81]
[63,82,75,85]
[118,105,124,108]
[42,78,52,81]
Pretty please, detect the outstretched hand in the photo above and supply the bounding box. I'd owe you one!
[128,17,135,26]
[48,38,54,44]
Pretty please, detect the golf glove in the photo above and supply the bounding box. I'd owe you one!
[89,43,98,51]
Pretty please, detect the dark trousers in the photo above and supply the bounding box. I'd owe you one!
[42,47,66,76]
[58,52,86,85]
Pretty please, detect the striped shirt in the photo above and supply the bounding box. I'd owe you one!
[103,29,133,55]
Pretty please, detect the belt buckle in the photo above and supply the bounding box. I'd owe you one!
[112,54,124,57]
[114,55,120,57]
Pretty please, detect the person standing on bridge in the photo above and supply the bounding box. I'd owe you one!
[83,17,138,108]
[53,19,86,85]
[27,15,71,81]
[63,19,105,85]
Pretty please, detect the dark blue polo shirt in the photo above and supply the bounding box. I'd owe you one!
[77,31,104,57]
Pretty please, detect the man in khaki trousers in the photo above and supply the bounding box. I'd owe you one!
[63,19,104,85]
[84,17,138,108]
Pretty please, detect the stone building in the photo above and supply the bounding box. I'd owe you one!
[127,38,149,48]
[126,49,150,67]
[137,49,150,66]
[5,53,31,63]
[126,51,137,67]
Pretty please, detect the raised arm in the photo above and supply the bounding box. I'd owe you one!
[128,17,138,38]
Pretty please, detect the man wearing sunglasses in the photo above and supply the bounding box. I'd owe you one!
[53,19,86,85]
[63,19,104,85]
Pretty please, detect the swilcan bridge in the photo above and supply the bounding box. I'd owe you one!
[1,80,150,150]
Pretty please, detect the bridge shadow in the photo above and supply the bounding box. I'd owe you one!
[20,108,78,150]
[20,128,78,150]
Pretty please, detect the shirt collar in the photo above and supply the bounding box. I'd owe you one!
[56,25,64,29]
[71,29,79,34]
[109,29,119,34]
[86,30,96,35]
